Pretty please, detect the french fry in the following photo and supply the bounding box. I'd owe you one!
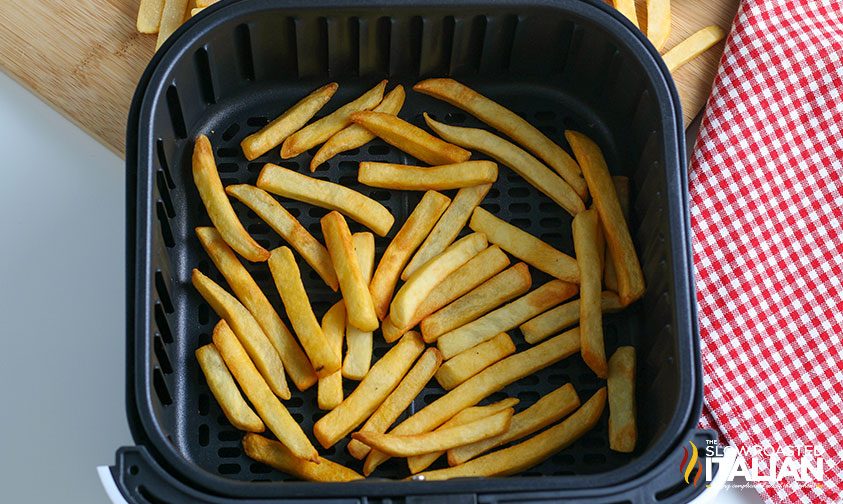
[565,131,645,306]
[425,115,585,216]
[281,80,387,159]
[318,302,346,410]
[311,85,406,170]
[213,322,318,462]
[347,348,443,459]
[573,208,607,378]
[390,233,488,329]
[193,135,269,262]
[243,434,363,482]
[435,333,515,390]
[603,176,630,293]
[437,280,578,359]
[363,328,580,474]
[190,6,204,16]
[469,207,579,283]
[137,0,165,33]
[646,0,671,51]
[195,0,217,6]
[314,332,425,449]
[196,227,317,391]
[321,212,379,332]
[267,247,340,378]
[241,83,338,161]
[447,383,580,466]
[257,164,394,236]
[191,269,290,399]
[358,161,498,191]
[156,0,189,49]
[663,25,726,73]
[608,346,637,453]
[195,344,265,433]
[414,79,587,197]
[381,315,405,345]
[403,184,491,280]
[520,291,622,344]
[343,232,376,380]
[370,191,451,320]
[612,0,639,28]
[415,388,606,480]
[421,263,532,343]
[351,111,471,165]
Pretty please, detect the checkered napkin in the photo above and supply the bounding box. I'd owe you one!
[690,1,843,502]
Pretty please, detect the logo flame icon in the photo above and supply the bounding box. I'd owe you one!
[679,441,703,487]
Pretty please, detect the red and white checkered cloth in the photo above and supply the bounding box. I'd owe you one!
[690,1,843,503]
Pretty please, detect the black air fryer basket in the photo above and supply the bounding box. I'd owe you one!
[115,0,714,502]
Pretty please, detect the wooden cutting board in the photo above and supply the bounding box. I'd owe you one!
[0,0,739,158]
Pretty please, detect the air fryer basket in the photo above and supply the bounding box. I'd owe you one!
[122,0,704,501]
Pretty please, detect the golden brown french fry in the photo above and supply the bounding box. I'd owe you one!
[156,0,189,49]
[137,0,165,33]
[381,315,404,345]
[370,191,451,320]
[318,301,346,410]
[347,348,443,459]
[196,227,317,391]
[425,115,584,216]
[447,383,580,465]
[193,135,269,262]
[414,79,586,197]
[566,131,645,306]
[351,111,471,165]
[603,176,630,293]
[243,434,362,482]
[314,332,425,449]
[435,333,515,390]
[343,232,376,380]
[321,212,379,332]
[415,388,606,479]
[191,269,290,399]
[358,161,498,191]
[363,328,580,474]
[437,280,578,359]
[421,263,532,343]
[573,208,607,378]
[213,322,318,462]
[520,291,622,344]
[240,83,338,161]
[257,164,394,236]
[403,184,491,280]
[612,0,639,28]
[190,6,205,16]
[390,233,488,329]
[647,0,671,51]
[267,247,340,378]
[195,344,265,432]
[281,80,387,159]
[663,25,726,72]
[608,346,637,453]
[311,85,406,171]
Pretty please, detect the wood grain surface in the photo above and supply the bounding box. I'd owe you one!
[0,0,740,158]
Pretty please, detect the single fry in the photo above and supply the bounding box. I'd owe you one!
[370,191,451,319]
[195,344,265,433]
[381,315,404,344]
[190,6,204,16]
[403,184,491,280]
[196,227,316,391]
[603,176,630,293]
[566,131,645,306]
[193,135,269,262]
[313,332,425,448]
[281,80,387,159]
[191,269,290,399]
[520,291,622,344]
[241,83,338,161]
[257,164,394,236]
[318,302,346,410]
[608,346,637,453]
[311,85,406,170]
[243,434,362,482]
[213,322,318,462]
[436,333,515,390]
[137,0,165,33]
[267,247,340,377]
[359,161,498,191]
[156,0,189,49]
[343,232,376,380]
[612,0,639,28]
[573,208,608,378]
[437,280,578,359]
[646,0,671,51]
[414,79,587,197]
[663,25,726,72]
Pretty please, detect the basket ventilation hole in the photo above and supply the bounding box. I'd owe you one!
[222,123,240,141]
[198,424,210,446]
[155,139,175,188]
[235,24,255,81]
[129,465,139,476]
[198,302,210,325]
[154,271,174,314]
[152,368,172,406]
[155,202,175,248]
[500,14,520,72]
[165,85,187,139]
[218,464,242,475]
[216,147,240,158]
[198,393,209,416]
[367,144,391,156]
[218,430,240,442]
[153,336,173,374]
[250,463,272,474]
[218,447,241,458]
[217,162,240,173]
[194,47,216,104]
[154,303,173,344]
[156,171,175,218]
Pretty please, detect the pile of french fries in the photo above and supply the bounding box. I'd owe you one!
[136,0,217,49]
[191,77,644,482]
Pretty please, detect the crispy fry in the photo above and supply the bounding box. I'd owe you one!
[281,81,387,159]
[403,184,491,280]
[257,164,394,236]
[267,247,340,378]
[314,332,425,448]
[414,79,586,197]
[663,25,726,72]
[318,302,346,410]
[196,227,316,391]
[603,176,630,293]
[240,83,338,161]
[213,322,318,461]
[195,344,265,432]
[243,434,363,482]
[137,0,165,33]
[343,232,376,380]
[520,291,622,344]
[566,131,645,306]
[359,161,498,191]
[612,0,639,28]
[436,333,515,390]
[573,208,607,378]
[437,279,577,359]
[311,85,406,170]
[193,135,269,262]
[156,0,189,49]
[646,0,671,51]
[425,115,584,216]
[351,111,471,165]
[608,346,637,453]
[190,6,204,16]
[381,315,404,345]
[191,269,290,399]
